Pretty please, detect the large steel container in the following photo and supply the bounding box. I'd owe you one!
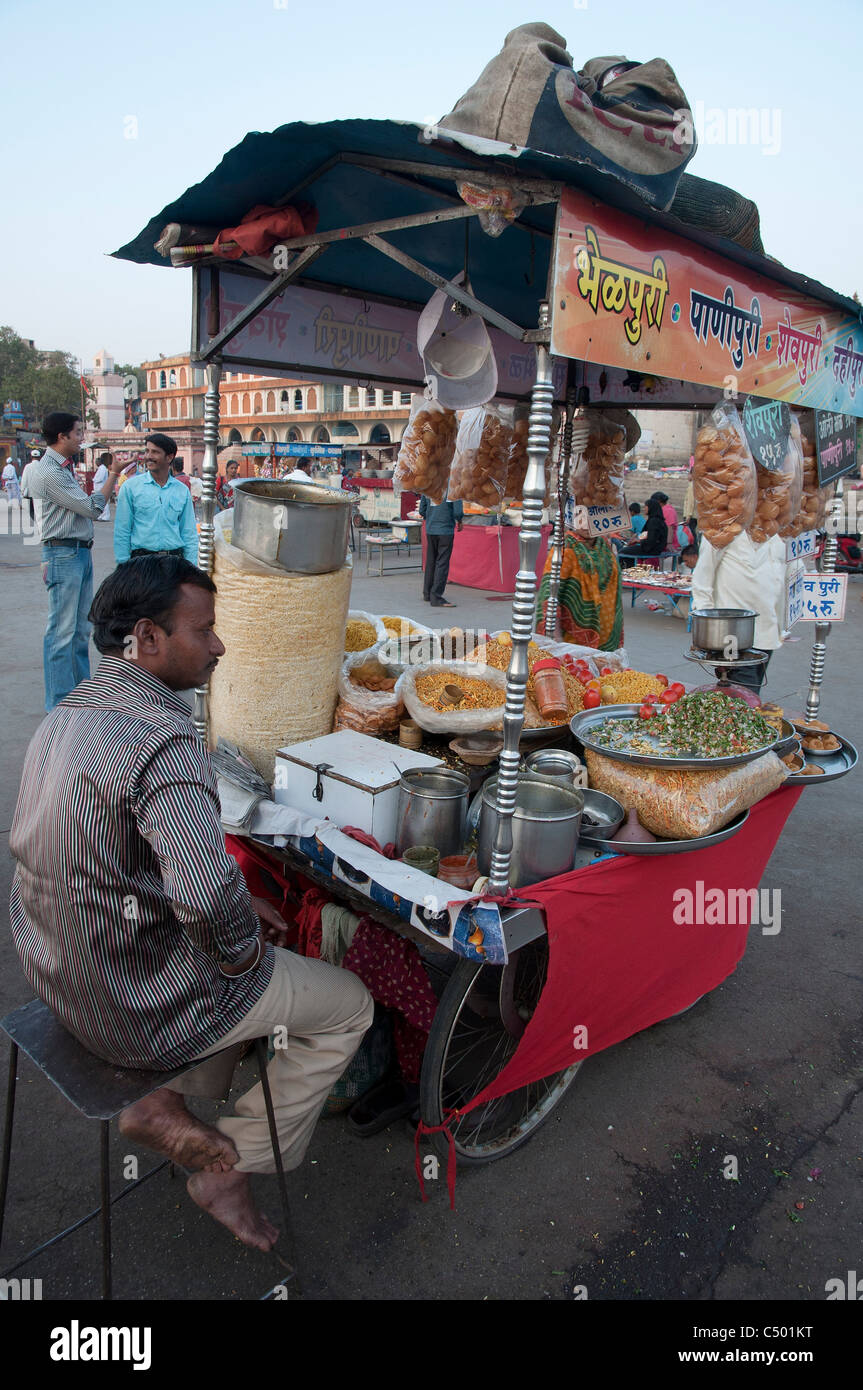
[396,767,469,857]
[232,479,351,574]
[477,774,584,888]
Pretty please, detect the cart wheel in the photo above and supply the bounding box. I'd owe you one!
[419,938,581,1166]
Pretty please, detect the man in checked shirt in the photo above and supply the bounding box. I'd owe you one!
[9,555,373,1251]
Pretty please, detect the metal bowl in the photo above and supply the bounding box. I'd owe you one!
[579,789,625,839]
[690,608,757,654]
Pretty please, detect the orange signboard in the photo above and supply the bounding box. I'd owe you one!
[551,187,863,420]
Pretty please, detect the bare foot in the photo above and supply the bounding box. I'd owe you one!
[119,1088,239,1172]
[187,1170,279,1251]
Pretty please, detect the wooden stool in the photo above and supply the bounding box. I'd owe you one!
[0,999,297,1300]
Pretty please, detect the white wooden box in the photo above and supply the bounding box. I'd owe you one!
[274,730,441,844]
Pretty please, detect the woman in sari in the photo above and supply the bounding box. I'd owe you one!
[535,525,623,650]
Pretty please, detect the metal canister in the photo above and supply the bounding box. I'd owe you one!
[395,767,469,857]
[524,748,585,787]
[477,774,584,888]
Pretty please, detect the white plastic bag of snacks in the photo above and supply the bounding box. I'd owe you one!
[394,394,458,503]
[344,610,387,656]
[693,403,757,549]
[401,660,509,734]
[334,646,406,735]
[569,409,639,510]
[505,406,559,506]
[377,615,441,669]
[782,412,833,536]
[447,404,513,509]
[749,418,803,543]
[584,749,788,839]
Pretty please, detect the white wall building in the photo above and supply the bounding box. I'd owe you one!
[87,350,126,432]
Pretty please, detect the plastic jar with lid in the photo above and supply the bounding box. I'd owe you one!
[531,658,568,721]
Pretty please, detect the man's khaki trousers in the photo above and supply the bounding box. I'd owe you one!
[167,948,374,1174]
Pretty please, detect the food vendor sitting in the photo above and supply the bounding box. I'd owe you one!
[617,496,668,568]
[9,555,374,1252]
[629,501,646,535]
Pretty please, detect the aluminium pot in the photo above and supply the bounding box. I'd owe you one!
[690,608,757,654]
[476,773,584,888]
[396,767,469,858]
[232,479,351,574]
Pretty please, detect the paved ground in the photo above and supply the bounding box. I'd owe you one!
[0,506,859,1303]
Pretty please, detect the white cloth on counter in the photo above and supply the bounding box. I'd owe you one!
[691,533,797,651]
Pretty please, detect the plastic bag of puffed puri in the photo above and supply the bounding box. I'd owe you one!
[333,646,405,735]
[584,749,788,840]
[693,402,757,549]
[782,412,834,536]
[749,417,803,544]
[447,403,513,508]
[344,609,387,656]
[394,394,458,504]
[505,406,560,506]
[569,409,639,510]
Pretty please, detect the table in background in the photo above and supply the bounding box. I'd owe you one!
[422,523,553,593]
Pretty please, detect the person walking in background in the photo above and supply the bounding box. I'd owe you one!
[114,432,198,565]
[92,452,113,521]
[2,456,22,507]
[24,411,123,711]
[171,457,192,491]
[416,494,463,608]
[216,459,240,510]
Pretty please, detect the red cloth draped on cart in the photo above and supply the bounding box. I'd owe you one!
[213,201,317,259]
[457,786,803,1116]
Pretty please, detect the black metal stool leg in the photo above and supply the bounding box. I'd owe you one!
[100,1121,112,1300]
[0,1044,19,1249]
[254,1038,299,1288]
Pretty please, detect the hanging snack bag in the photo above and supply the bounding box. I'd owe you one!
[782,412,834,536]
[693,403,757,549]
[568,410,634,510]
[505,406,559,506]
[749,417,803,543]
[394,394,458,504]
[448,404,512,509]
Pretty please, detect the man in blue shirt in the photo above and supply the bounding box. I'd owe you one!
[114,432,199,565]
[417,494,463,607]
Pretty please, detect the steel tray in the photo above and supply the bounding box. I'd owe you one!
[570,704,781,770]
[579,809,750,856]
[785,734,858,785]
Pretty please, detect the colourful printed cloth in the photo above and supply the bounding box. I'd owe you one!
[535,532,623,650]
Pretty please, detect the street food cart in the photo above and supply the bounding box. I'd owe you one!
[115,116,861,1168]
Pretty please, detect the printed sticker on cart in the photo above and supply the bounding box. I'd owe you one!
[573,503,631,537]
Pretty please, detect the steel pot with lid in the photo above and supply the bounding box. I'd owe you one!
[476,773,584,888]
[232,479,351,574]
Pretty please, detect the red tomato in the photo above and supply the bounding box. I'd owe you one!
[583,689,601,709]
[638,704,654,719]
[600,666,614,675]
[660,689,679,704]
[669,682,685,696]
[655,673,669,688]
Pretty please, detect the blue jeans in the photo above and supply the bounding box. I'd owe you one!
[41,543,93,711]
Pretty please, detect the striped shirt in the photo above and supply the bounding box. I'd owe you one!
[9,656,273,1069]
[21,447,107,541]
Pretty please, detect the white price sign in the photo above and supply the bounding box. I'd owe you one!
[786,572,847,627]
[785,530,818,562]
[572,503,630,537]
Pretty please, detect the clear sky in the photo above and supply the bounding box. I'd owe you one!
[3,0,859,369]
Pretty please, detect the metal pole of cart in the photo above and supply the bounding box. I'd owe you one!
[543,384,576,640]
[487,300,555,895]
[193,357,222,738]
[804,481,843,723]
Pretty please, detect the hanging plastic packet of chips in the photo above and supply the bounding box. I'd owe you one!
[394,394,458,504]
[447,403,513,509]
